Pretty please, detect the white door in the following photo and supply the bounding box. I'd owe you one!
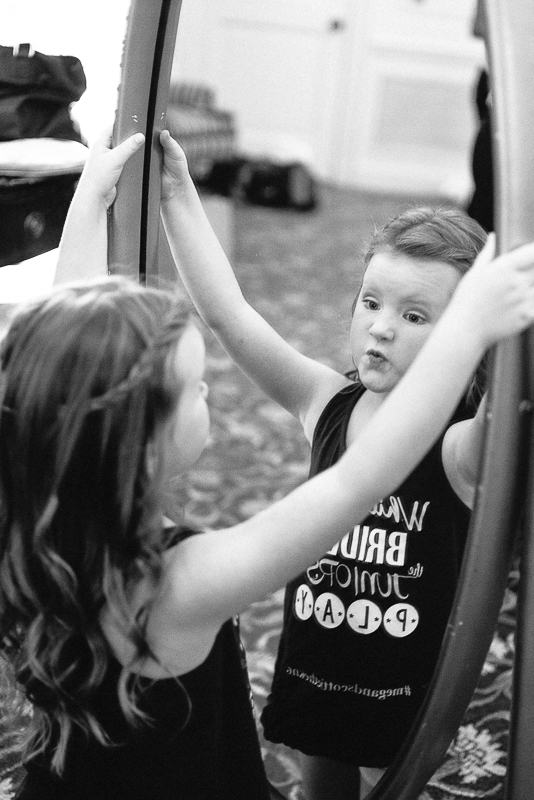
[175,0,352,179]
[173,0,485,196]
[332,0,486,195]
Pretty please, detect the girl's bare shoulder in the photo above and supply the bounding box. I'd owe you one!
[99,551,220,680]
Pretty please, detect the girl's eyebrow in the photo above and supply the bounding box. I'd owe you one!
[359,281,379,293]
[403,287,452,310]
[402,292,433,305]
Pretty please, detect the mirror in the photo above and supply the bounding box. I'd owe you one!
[0,2,520,799]
[163,3,513,800]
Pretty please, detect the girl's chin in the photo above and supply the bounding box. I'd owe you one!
[359,370,396,394]
[362,384,392,395]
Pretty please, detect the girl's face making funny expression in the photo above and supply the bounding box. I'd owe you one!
[159,323,210,478]
[350,251,462,395]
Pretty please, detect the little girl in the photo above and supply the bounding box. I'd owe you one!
[157,130,533,799]
[1,131,533,800]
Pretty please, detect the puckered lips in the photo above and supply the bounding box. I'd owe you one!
[364,348,388,368]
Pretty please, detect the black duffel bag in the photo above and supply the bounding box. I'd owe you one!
[0,42,86,142]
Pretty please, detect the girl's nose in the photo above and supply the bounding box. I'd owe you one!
[369,315,395,341]
[200,381,209,399]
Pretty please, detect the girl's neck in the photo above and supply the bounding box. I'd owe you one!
[360,386,390,411]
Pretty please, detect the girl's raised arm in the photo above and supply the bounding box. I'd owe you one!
[54,130,145,285]
[158,239,534,629]
[159,130,345,438]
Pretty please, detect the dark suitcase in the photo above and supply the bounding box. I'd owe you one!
[0,173,78,267]
[0,42,87,268]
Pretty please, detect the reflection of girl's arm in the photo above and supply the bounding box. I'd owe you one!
[159,130,341,424]
[442,395,488,508]
[442,236,530,508]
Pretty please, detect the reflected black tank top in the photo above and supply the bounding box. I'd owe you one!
[261,383,472,766]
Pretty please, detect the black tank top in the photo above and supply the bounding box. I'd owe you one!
[261,383,472,766]
[18,531,271,800]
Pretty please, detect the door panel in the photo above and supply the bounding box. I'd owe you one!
[338,0,486,195]
[192,0,351,178]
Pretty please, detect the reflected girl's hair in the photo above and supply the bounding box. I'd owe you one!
[0,277,192,773]
[349,206,488,408]
[362,205,487,273]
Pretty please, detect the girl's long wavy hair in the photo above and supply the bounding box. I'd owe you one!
[0,278,192,773]
[348,206,488,408]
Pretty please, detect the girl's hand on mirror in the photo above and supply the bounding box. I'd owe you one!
[160,130,191,200]
[447,233,534,349]
[54,127,144,285]
[79,126,145,208]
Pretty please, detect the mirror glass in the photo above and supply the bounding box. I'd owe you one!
[166,4,506,799]
[0,2,510,799]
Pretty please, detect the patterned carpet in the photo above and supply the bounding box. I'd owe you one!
[0,184,516,799]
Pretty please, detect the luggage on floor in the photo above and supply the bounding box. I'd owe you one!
[0,137,87,267]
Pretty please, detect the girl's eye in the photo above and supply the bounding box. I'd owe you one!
[363,298,380,311]
[405,312,425,325]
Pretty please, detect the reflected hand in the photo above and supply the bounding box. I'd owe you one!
[160,129,190,200]
[451,233,534,348]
